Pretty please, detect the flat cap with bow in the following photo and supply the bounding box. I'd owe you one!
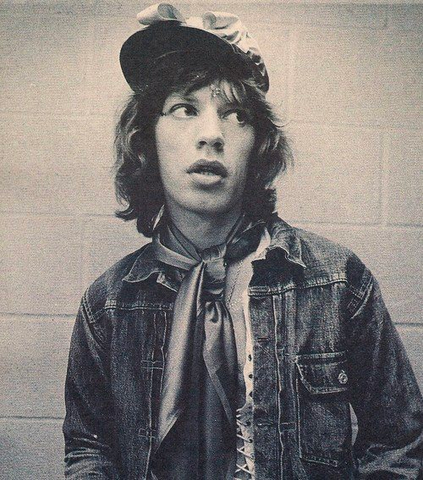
[120,3,269,93]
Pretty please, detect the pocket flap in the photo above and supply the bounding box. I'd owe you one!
[295,352,349,394]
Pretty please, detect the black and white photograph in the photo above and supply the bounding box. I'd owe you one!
[1,1,422,479]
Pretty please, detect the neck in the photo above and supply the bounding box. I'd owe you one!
[166,206,243,251]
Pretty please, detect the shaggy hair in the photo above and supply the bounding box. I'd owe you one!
[114,49,292,236]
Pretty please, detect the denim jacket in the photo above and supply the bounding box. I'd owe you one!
[63,217,423,479]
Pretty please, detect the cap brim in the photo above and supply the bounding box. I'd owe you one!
[120,22,268,92]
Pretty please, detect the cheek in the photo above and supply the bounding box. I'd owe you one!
[240,127,256,154]
[233,132,255,175]
[156,125,170,156]
[155,124,178,177]
[156,119,192,160]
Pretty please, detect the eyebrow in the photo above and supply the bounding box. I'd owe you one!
[166,92,199,104]
[164,89,252,113]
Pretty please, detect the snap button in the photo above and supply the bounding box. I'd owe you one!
[338,370,348,385]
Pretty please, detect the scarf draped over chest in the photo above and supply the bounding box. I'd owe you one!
[150,215,264,479]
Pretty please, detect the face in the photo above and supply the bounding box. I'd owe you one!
[155,81,256,220]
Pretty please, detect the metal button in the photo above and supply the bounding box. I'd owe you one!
[338,370,348,385]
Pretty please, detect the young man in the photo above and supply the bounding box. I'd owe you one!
[63,4,423,479]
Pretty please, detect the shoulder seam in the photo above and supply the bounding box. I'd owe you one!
[347,270,374,319]
[82,290,105,324]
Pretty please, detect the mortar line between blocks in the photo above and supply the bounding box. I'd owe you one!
[80,216,89,294]
[285,28,298,123]
[380,132,390,226]
[0,416,64,423]
[84,12,100,117]
[291,221,423,232]
[395,322,423,329]
[0,312,76,320]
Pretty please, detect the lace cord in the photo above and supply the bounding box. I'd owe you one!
[234,410,255,479]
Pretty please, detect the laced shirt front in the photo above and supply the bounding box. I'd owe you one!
[225,231,270,479]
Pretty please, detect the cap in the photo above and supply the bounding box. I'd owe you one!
[120,3,269,93]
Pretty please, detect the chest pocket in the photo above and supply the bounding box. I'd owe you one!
[295,352,352,468]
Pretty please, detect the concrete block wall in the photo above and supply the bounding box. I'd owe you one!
[1,2,422,478]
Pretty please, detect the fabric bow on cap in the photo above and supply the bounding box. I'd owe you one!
[133,2,269,91]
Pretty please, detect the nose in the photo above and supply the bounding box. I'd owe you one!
[196,110,224,152]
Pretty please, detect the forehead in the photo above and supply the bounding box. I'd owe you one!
[166,80,247,106]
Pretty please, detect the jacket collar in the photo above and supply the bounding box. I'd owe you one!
[257,215,306,269]
[123,243,167,283]
[123,215,306,284]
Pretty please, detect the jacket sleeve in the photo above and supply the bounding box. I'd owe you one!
[346,269,423,479]
[63,292,120,479]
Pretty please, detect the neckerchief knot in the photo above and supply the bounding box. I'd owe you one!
[200,245,227,299]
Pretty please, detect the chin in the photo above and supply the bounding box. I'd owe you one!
[191,201,241,217]
[169,188,244,218]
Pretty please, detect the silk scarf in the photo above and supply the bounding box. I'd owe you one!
[151,214,265,479]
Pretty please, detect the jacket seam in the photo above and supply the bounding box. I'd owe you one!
[81,292,108,351]
[249,277,348,296]
[82,294,106,324]
[82,292,98,324]
[103,300,173,312]
[346,271,373,318]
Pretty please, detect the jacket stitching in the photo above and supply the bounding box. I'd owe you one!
[82,292,96,324]
[104,301,173,312]
[346,271,373,318]
[273,294,283,477]
[249,277,349,296]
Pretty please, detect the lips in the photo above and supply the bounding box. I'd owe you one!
[186,160,228,178]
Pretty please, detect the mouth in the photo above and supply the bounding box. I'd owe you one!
[186,160,228,178]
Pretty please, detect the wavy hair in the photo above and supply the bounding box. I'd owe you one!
[114,49,292,236]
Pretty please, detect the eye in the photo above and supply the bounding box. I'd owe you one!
[223,109,251,126]
[167,104,197,118]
